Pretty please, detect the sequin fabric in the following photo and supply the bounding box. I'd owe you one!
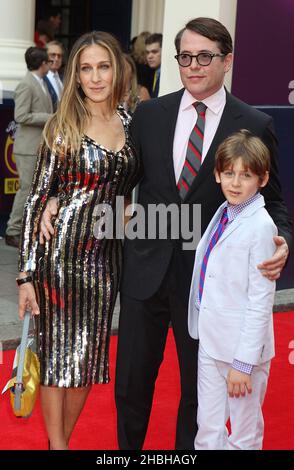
[19,107,141,387]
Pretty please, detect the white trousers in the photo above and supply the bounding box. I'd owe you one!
[195,343,271,450]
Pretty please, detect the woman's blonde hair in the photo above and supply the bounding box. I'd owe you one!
[132,31,150,64]
[43,31,126,153]
[123,53,139,113]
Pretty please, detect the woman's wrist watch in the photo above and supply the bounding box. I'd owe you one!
[16,275,33,286]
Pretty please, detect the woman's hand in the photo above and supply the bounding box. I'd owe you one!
[18,283,40,320]
[38,197,59,244]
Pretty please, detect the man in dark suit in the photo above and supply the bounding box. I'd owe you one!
[115,17,292,450]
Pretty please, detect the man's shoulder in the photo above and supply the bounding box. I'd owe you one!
[227,92,272,124]
[136,89,184,113]
[15,73,34,94]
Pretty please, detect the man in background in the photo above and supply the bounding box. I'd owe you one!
[44,40,64,111]
[5,47,53,248]
[145,33,162,98]
[34,7,62,48]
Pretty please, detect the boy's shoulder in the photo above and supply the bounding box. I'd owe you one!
[251,205,276,225]
[247,206,278,237]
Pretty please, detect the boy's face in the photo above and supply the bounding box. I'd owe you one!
[215,157,269,205]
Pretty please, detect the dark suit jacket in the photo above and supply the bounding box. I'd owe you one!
[121,88,292,302]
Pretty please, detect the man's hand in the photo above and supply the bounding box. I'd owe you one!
[38,197,58,244]
[227,368,252,398]
[258,236,289,281]
[18,283,40,319]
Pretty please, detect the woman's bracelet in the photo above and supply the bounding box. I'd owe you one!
[16,275,33,286]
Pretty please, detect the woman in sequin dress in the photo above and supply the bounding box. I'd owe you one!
[18,31,141,450]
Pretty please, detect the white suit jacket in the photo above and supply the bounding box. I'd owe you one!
[188,194,277,365]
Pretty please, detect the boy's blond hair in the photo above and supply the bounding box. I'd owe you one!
[215,129,270,181]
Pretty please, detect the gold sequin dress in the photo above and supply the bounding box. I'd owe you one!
[19,107,141,387]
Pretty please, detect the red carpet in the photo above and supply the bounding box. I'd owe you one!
[0,311,293,450]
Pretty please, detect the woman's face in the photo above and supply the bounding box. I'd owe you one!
[78,44,113,105]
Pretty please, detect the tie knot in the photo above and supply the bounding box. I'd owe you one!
[220,207,228,225]
[194,101,207,114]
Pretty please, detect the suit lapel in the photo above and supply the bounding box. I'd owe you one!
[29,72,52,112]
[41,79,53,112]
[185,92,243,201]
[216,195,265,246]
[161,89,184,200]
[195,201,226,263]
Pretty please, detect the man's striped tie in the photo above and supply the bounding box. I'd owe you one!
[199,207,228,303]
[177,101,207,199]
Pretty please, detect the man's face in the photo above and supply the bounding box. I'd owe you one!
[50,14,62,30]
[47,45,63,72]
[178,29,233,100]
[146,42,162,69]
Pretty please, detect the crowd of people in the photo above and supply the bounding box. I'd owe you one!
[6,14,292,451]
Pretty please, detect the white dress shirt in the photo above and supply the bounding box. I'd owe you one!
[47,70,63,99]
[173,86,226,183]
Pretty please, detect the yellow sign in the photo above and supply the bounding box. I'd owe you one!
[4,134,18,175]
[4,178,19,194]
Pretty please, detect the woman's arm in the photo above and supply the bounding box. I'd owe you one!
[19,142,61,273]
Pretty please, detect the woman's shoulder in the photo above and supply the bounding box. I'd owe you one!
[117,105,132,126]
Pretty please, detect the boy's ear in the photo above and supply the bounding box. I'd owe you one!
[260,171,269,188]
[214,170,221,183]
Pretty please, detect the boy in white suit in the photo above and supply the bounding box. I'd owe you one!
[188,129,277,450]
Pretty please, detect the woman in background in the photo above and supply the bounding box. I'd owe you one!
[123,53,149,113]
[131,31,153,98]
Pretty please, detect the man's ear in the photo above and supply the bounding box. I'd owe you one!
[224,53,233,73]
[215,170,221,183]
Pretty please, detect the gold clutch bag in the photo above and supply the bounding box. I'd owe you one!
[2,312,40,418]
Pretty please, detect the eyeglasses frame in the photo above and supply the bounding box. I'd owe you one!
[174,52,226,67]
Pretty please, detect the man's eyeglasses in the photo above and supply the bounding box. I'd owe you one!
[174,52,226,67]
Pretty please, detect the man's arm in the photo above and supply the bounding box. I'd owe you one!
[261,119,292,250]
[257,119,292,279]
